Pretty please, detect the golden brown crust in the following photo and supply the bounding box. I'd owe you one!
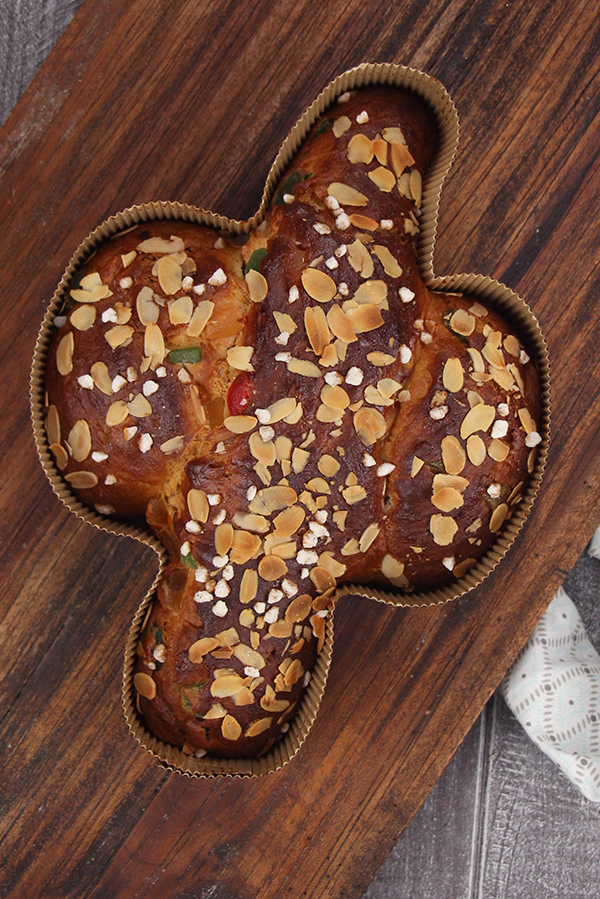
[45,87,542,759]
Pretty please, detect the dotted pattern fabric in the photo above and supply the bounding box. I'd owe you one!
[501,585,600,802]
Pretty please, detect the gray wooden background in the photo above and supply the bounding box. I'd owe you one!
[2,2,599,897]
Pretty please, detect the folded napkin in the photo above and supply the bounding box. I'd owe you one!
[501,571,600,802]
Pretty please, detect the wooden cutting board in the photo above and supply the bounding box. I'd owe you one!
[1,1,599,897]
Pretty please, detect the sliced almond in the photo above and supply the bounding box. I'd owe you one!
[106,400,129,426]
[353,407,387,446]
[359,523,380,553]
[46,405,61,446]
[187,489,209,523]
[449,309,475,336]
[460,404,495,439]
[211,674,246,698]
[167,295,193,325]
[431,486,464,512]
[273,504,305,538]
[327,182,369,206]
[56,332,75,375]
[273,310,298,335]
[488,439,510,462]
[443,357,464,393]
[489,503,509,533]
[347,238,374,278]
[70,304,96,331]
[233,643,265,669]
[305,305,331,355]
[409,169,422,206]
[353,280,388,305]
[248,485,297,515]
[327,304,357,344]
[239,568,259,605]
[301,268,337,304]
[233,512,270,533]
[347,134,374,164]
[266,397,297,423]
[367,351,396,366]
[155,255,182,296]
[333,115,352,137]
[430,514,458,546]
[187,299,215,337]
[381,554,405,579]
[432,474,469,493]
[246,269,268,303]
[215,522,234,556]
[390,141,415,177]
[224,414,257,433]
[467,347,485,372]
[372,245,402,277]
[221,715,242,741]
[105,325,134,349]
[64,470,99,489]
[67,420,91,461]
[226,345,254,372]
[346,303,384,333]
[320,383,350,411]
[144,322,165,368]
[245,718,272,738]
[50,443,69,470]
[285,593,312,624]
[369,166,396,192]
[349,214,379,231]
[136,235,185,254]
[133,672,156,700]
[258,555,288,581]
[127,394,152,418]
[411,456,425,478]
[136,286,160,325]
[287,358,322,378]
[249,431,276,466]
[189,637,220,663]
[318,454,340,478]
[466,434,486,466]
[441,435,466,475]
[230,530,262,565]
[292,447,310,474]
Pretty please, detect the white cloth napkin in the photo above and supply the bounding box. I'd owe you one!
[500,568,600,802]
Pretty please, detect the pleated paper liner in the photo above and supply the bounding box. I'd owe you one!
[30,63,549,778]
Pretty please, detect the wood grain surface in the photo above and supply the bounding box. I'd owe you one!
[1,1,599,898]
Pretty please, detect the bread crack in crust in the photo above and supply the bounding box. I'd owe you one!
[45,88,541,758]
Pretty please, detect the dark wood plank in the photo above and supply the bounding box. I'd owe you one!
[1,1,599,897]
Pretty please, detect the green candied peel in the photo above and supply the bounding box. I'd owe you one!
[273,170,312,206]
[428,460,445,473]
[169,346,202,365]
[244,247,267,274]
[181,551,198,569]
[313,117,333,136]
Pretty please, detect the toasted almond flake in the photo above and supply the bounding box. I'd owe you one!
[431,486,464,512]
[233,644,265,669]
[46,405,61,446]
[411,456,425,478]
[187,488,209,523]
[268,621,293,640]
[301,268,337,304]
[347,238,374,278]
[488,439,510,462]
[441,435,466,475]
[347,133,374,164]
[273,505,305,538]
[134,672,156,699]
[244,718,272,738]
[318,551,346,578]
[249,431,277,466]
[372,245,402,278]
[231,530,262,565]
[71,282,112,304]
[318,454,341,478]
[333,115,352,137]
[369,166,396,192]
[127,394,152,418]
[258,555,288,582]
[214,523,234,557]
[390,141,415,176]
[104,324,134,350]
[220,715,242,741]
[210,674,246,698]
[185,299,214,337]
[381,554,405,579]
[273,311,298,336]
[287,358,322,378]
[432,474,469,493]
[328,182,369,207]
[292,447,310,474]
[135,286,159,326]
[49,443,68,469]
[166,296,192,326]
[466,434,486,466]
[236,568,258,607]
[284,593,312,624]
[309,566,336,593]
[517,407,536,434]
[56,331,75,375]
[106,400,129,426]
[367,351,396,366]
[370,137,387,166]
[443,357,464,393]
[320,383,350,411]
[489,503,509,533]
[430,514,458,546]
[503,334,520,356]
[460,404,495,439]
[349,214,379,231]
[353,407,387,446]
[409,169,422,206]
[482,342,505,370]
[341,538,360,555]
[359,523,380,553]
[467,347,485,372]
[377,378,402,399]
[342,484,367,504]
[156,255,182,295]
[353,279,388,305]
[226,345,254,372]
[346,303,384,333]
[136,235,185,254]
[383,127,405,144]
[450,309,475,336]
[70,304,97,331]
[304,305,331,355]
[248,485,297,515]
[188,637,220,663]
[245,268,268,303]
[144,322,165,368]
[67,420,91,461]
[224,414,257,433]
[305,477,331,495]
[65,470,99,489]
[326,304,357,344]
[364,386,393,406]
